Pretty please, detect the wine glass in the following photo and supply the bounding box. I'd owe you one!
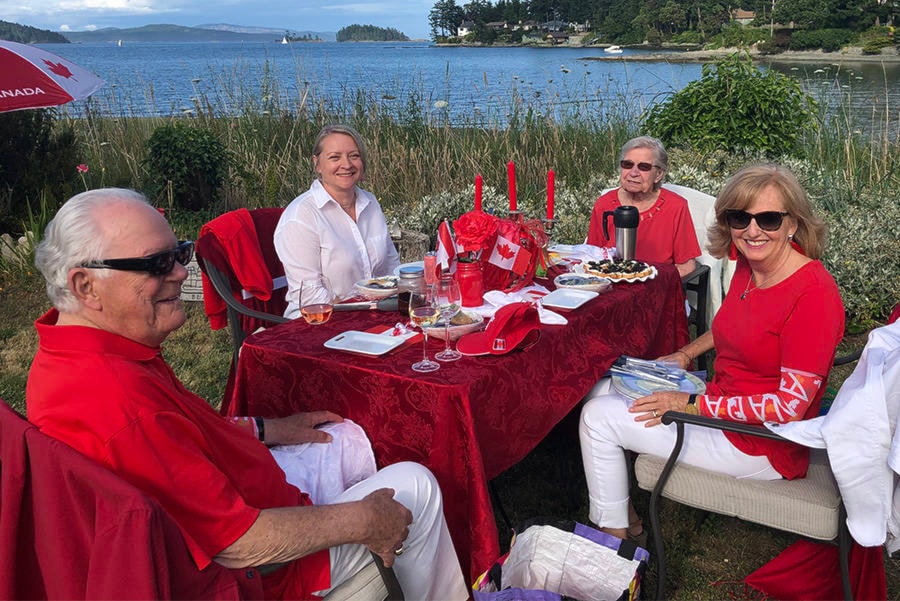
[434,275,463,362]
[299,275,334,325]
[408,287,441,373]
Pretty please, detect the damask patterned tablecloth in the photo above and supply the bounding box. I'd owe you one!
[227,264,689,582]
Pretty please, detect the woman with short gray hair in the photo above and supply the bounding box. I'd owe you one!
[587,136,700,277]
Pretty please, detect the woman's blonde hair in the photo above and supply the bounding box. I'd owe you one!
[707,163,826,260]
[311,124,368,179]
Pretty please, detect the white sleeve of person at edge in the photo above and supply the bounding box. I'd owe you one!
[765,320,900,552]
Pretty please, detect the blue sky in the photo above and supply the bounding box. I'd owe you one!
[1,0,434,39]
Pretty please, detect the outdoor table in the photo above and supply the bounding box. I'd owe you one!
[225,263,689,582]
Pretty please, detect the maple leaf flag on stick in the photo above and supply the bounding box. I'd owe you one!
[435,219,458,274]
[487,235,532,276]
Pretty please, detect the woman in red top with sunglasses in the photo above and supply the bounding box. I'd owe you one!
[579,163,844,544]
[586,136,701,277]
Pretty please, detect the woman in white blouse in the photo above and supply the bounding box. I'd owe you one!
[275,124,400,317]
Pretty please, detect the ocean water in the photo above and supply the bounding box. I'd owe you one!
[40,41,899,134]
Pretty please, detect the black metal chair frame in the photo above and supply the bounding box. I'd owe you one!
[648,411,852,601]
[197,256,290,370]
[680,263,711,371]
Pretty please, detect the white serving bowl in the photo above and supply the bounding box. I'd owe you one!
[553,273,612,293]
[424,312,485,341]
[353,276,399,300]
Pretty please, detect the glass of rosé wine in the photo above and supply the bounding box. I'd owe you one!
[299,275,334,325]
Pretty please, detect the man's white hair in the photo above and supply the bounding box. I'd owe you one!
[35,188,151,312]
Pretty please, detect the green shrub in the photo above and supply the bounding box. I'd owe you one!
[0,109,77,233]
[861,37,893,54]
[142,122,229,211]
[789,29,853,52]
[643,53,817,156]
[818,200,900,326]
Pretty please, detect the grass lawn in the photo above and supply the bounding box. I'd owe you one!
[2,279,897,598]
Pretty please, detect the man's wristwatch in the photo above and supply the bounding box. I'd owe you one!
[684,394,699,415]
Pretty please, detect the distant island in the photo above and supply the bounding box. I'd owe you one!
[336,24,409,42]
[0,21,338,44]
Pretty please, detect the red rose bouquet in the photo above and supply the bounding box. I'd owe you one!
[452,210,499,261]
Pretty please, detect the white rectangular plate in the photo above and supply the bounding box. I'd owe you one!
[541,287,599,310]
[323,330,412,356]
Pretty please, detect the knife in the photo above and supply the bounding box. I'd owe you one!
[333,297,399,312]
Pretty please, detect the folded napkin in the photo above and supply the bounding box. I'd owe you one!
[549,243,616,264]
[467,285,568,325]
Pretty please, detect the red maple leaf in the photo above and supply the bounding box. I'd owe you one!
[496,242,515,260]
[43,60,75,79]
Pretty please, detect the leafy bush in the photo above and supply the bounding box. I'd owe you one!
[142,122,228,211]
[0,110,77,233]
[710,24,769,49]
[817,199,900,326]
[789,29,853,51]
[643,53,817,156]
[862,37,894,54]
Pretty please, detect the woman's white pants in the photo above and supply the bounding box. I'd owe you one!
[579,380,781,529]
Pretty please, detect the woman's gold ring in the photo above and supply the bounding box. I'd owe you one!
[394,545,404,556]
[653,409,659,418]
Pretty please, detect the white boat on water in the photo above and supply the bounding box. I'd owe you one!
[604,45,623,53]
[281,36,288,44]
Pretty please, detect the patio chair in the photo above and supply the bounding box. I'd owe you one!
[195,208,290,409]
[1,400,403,600]
[633,346,869,601]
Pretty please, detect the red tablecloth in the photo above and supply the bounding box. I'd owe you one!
[226,264,689,582]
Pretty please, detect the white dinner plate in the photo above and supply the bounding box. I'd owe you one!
[540,287,599,310]
[353,276,399,300]
[612,371,707,401]
[393,261,425,276]
[323,330,415,356]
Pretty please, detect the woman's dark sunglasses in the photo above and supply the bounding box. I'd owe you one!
[81,241,194,276]
[620,160,656,172]
[725,210,789,232]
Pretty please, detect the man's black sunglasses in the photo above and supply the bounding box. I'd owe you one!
[724,210,789,232]
[81,241,194,276]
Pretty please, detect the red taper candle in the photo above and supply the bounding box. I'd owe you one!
[475,174,483,212]
[507,161,517,211]
[547,169,555,220]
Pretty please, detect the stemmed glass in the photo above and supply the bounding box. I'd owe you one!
[408,286,441,373]
[299,275,334,325]
[434,275,463,362]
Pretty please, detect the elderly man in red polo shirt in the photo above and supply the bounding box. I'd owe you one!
[26,188,468,600]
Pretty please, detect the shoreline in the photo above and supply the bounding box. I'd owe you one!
[436,42,900,64]
[591,47,900,64]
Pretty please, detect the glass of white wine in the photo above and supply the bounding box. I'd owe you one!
[434,275,463,362]
[408,287,440,373]
[299,275,334,325]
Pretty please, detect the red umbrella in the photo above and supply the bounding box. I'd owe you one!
[0,40,104,113]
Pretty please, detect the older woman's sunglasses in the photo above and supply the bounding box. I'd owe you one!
[619,160,656,172]
[81,241,194,276]
[725,210,789,232]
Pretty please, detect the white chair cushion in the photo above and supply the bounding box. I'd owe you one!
[634,449,841,541]
[322,562,388,601]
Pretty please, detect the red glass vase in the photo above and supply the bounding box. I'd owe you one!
[456,260,484,307]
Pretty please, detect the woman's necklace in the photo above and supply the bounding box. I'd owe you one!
[740,253,793,300]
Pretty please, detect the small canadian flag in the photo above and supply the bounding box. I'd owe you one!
[487,235,531,275]
[435,219,458,273]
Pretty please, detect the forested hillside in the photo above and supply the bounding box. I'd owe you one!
[0,21,69,43]
[428,0,897,48]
